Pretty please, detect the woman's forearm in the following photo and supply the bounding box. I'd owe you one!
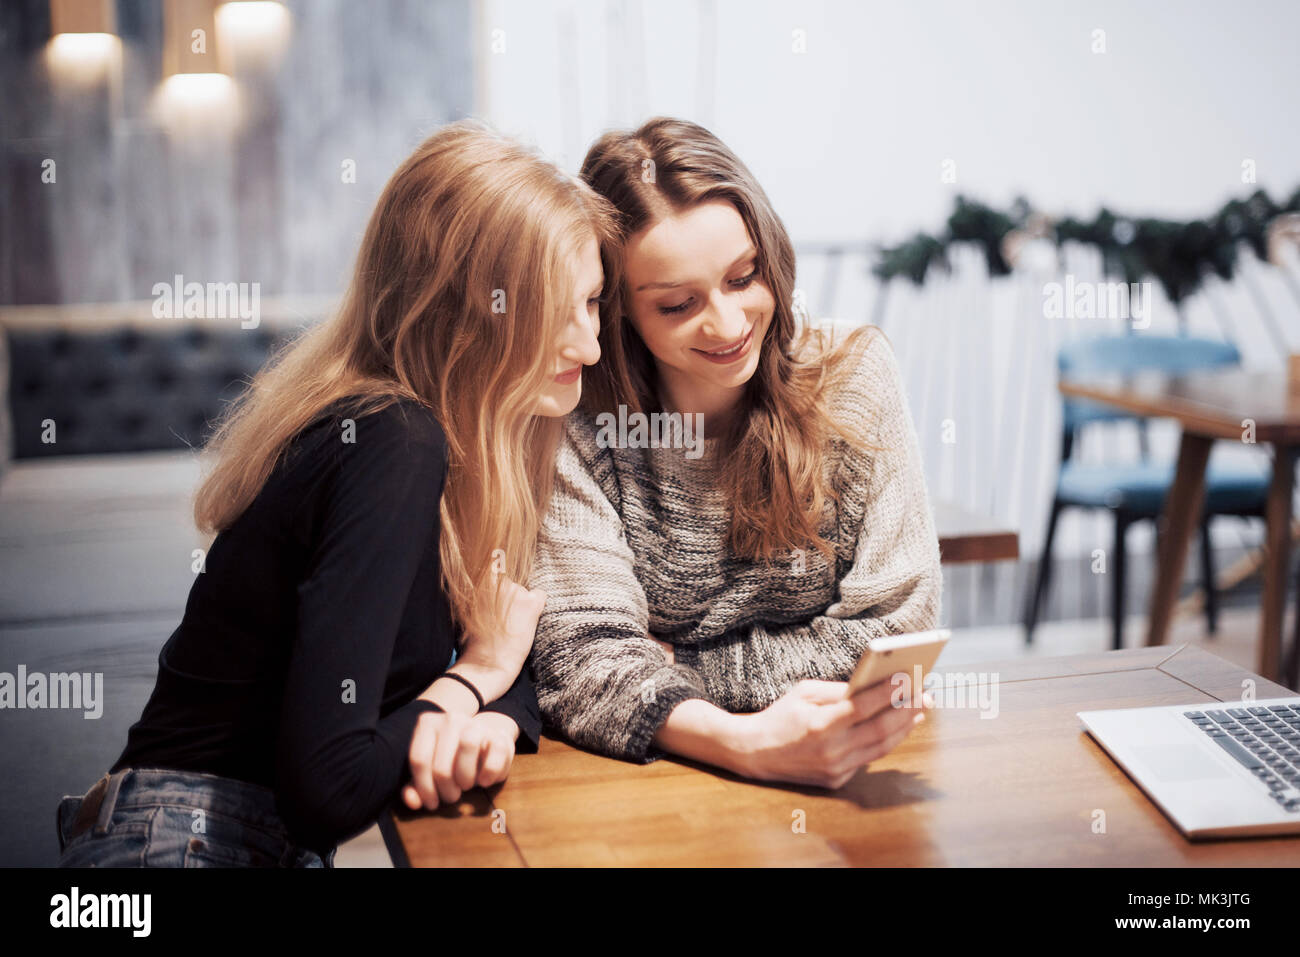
[652,698,753,776]
[419,661,512,716]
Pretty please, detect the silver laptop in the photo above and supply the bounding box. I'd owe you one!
[1078,697,1300,838]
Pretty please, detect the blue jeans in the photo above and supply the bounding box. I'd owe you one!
[56,768,335,868]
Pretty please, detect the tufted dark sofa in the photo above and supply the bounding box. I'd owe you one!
[1,300,330,460]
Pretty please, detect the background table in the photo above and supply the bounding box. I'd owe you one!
[387,645,1297,867]
[933,499,1019,564]
[1060,367,1300,686]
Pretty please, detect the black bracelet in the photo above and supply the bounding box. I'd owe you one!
[440,670,485,711]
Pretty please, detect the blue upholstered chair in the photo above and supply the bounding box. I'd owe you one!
[1023,335,1270,650]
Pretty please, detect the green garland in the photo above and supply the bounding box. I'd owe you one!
[873,187,1300,305]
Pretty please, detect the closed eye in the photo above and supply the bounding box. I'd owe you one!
[656,266,758,315]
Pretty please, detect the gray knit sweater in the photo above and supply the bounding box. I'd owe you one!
[526,330,942,762]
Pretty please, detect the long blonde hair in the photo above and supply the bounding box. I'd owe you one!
[196,120,618,641]
[580,117,882,563]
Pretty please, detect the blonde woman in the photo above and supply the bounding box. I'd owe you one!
[529,118,941,788]
[55,122,617,867]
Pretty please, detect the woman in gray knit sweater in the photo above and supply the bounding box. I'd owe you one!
[526,118,942,789]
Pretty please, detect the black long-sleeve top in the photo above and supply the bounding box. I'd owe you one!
[111,397,541,854]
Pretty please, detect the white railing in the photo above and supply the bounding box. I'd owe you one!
[796,241,1297,626]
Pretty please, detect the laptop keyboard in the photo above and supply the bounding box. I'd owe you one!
[1184,705,1300,812]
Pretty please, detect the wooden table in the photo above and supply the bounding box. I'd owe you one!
[386,645,1297,866]
[933,500,1019,564]
[1060,367,1300,686]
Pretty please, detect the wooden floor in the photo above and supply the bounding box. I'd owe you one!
[939,604,1271,672]
[336,603,1289,867]
[335,822,394,868]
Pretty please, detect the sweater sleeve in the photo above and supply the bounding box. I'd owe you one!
[527,420,713,763]
[273,403,451,851]
[479,664,542,754]
[674,332,943,713]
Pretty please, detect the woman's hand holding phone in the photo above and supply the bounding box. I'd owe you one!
[731,678,931,789]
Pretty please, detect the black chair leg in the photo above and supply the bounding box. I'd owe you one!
[1024,497,1065,645]
[1111,511,1129,651]
[1199,513,1217,636]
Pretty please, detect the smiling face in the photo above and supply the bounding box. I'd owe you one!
[623,199,775,428]
[534,234,604,417]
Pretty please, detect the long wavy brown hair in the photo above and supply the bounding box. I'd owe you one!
[580,117,884,563]
[195,120,618,641]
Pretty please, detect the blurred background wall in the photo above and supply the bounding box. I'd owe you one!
[0,0,473,306]
[481,0,1300,246]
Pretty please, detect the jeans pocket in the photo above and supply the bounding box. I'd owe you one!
[154,802,286,868]
[182,835,281,868]
[58,830,150,868]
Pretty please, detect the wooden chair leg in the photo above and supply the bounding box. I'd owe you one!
[1288,539,1300,691]
[1257,446,1297,681]
[1024,498,1065,645]
[1200,513,1218,636]
[1112,510,1129,650]
[1147,434,1213,647]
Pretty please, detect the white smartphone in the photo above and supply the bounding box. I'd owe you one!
[846,628,950,697]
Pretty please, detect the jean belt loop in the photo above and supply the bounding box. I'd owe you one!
[93,768,130,836]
